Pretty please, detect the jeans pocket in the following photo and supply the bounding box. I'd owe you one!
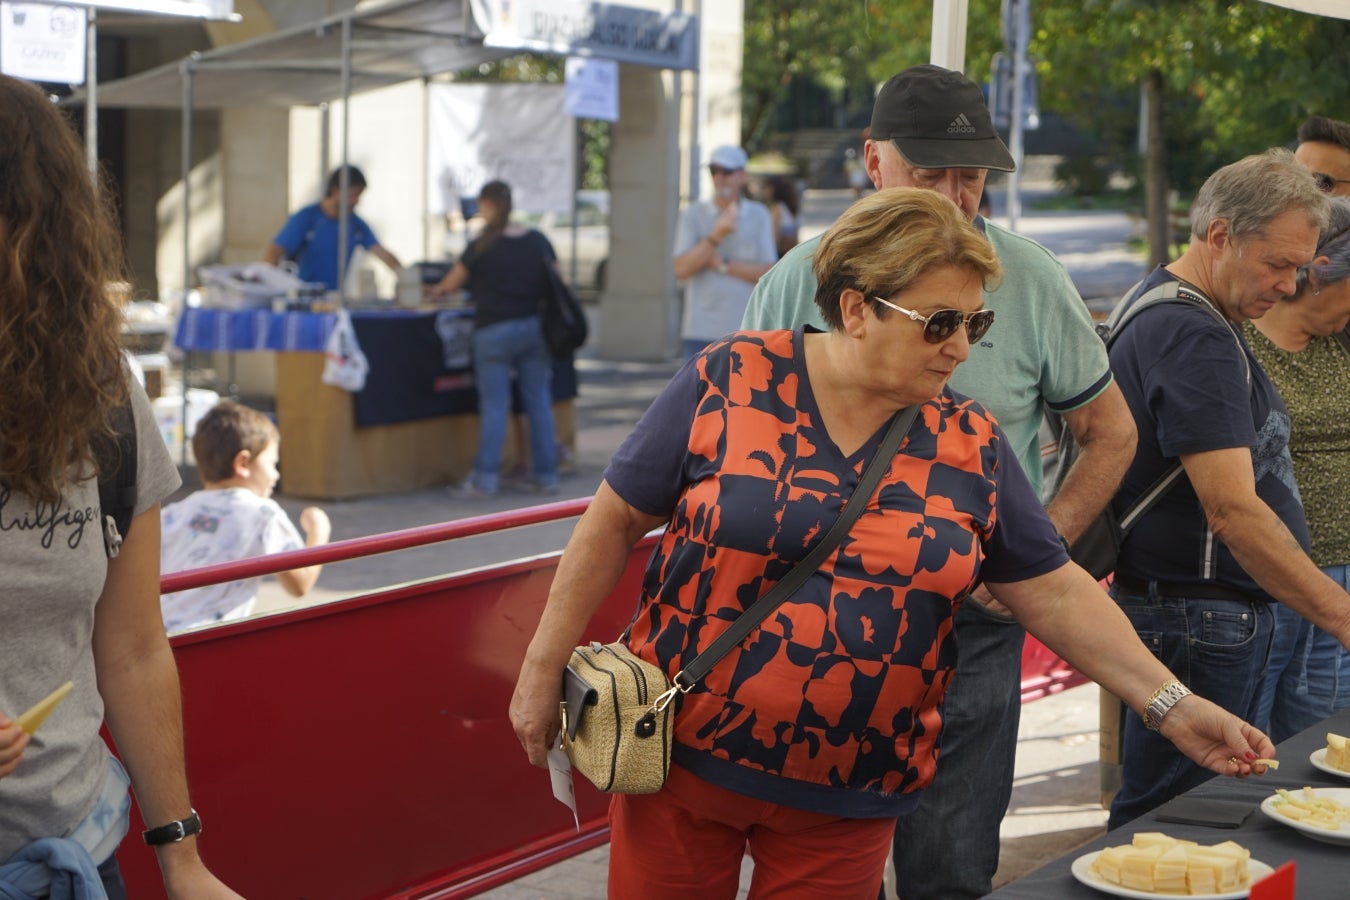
[1193,605,1259,650]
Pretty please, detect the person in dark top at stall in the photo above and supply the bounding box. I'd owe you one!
[429,180,560,497]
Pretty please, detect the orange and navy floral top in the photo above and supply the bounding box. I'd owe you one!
[604,329,1066,817]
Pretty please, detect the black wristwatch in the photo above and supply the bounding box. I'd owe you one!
[143,809,201,846]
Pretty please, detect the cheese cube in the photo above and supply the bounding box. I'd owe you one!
[1152,844,1189,894]
[1120,843,1167,892]
[1328,732,1350,772]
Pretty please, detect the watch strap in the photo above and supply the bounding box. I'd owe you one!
[1143,679,1191,731]
[143,809,201,845]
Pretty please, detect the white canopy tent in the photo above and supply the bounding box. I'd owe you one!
[1259,0,1350,17]
[66,0,700,305]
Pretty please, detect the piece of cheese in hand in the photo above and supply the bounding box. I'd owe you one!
[15,681,74,735]
[1253,757,1279,770]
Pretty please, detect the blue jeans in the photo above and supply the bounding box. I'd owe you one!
[99,853,129,899]
[470,316,557,492]
[888,600,1025,900]
[1254,564,1350,743]
[1107,580,1274,829]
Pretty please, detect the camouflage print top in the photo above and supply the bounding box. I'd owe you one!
[1245,323,1350,567]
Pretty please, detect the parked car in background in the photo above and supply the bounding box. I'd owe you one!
[443,189,609,300]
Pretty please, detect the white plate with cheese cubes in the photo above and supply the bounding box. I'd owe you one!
[1071,851,1273,899]
[1260,786,1350,845]
[1310,748,1350,781]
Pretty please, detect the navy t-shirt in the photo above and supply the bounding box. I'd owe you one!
[1109,267,1309,594]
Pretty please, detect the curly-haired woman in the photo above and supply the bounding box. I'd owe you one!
[0,74,241,898]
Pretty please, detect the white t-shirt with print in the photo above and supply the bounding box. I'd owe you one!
[159,487,303,632]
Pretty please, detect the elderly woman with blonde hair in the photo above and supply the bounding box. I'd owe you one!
[510,188,1274,900]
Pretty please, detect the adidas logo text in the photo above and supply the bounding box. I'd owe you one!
[948,113,976,134]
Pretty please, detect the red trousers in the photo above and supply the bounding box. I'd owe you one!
[608,764,895,899]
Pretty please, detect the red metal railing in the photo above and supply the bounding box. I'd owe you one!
[118,496,1084,898]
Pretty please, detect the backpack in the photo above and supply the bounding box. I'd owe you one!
[93,400,138,559]
[1051,279,1250,580]
[535,232,589,358]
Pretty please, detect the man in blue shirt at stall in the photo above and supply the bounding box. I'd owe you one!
[265,165,402,290]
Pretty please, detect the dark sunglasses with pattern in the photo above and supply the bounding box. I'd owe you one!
[872,296,996,344]
[709,165,742,177]
[1313,171,1350,194]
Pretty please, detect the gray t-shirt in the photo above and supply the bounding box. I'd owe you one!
[675,198,777,342]
[0,377,181,861]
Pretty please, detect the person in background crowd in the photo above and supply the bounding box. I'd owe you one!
[742,64,1137,900]
[0,72,242,899]
[160,401,332,633]
[672,145,777,360]
[510,188,1273,900]
[1296,115,1350,198]
[1247,197,1350,742]
[763,174,801,258]
[429,180,560,497]
[1104,148,1349,829]
[264,165,402,291]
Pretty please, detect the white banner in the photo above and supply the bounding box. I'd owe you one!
[427,83,575,217]
[0,3,87,84]
[564,55,618,122]
[473,0,698,71]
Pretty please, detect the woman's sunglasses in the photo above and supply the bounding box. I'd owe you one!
[872,296,996,344]
[1313,172,1350,194]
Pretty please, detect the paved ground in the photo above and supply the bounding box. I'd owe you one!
[171,186,1145,895]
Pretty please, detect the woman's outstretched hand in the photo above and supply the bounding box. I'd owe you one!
[1159,695,1277,778]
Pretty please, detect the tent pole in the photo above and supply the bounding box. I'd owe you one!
[337,15,353,307]
[85,9,98,177]
[179,55,195,466]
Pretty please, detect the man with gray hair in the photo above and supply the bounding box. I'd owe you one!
[1105,148,1350,829]
[743,65,1137,899]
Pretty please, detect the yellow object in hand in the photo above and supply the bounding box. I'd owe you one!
[16,681,74,735]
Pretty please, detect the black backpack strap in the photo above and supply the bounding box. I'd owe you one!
[95,401,139,558]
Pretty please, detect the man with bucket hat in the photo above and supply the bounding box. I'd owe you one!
[744,64,1136,899]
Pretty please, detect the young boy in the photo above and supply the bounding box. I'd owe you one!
[160,401,332,632]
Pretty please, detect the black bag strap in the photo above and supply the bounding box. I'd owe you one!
[94,400,138,558]
[663,404,920,698]
[285,205,324,265]
[1333,327,1350,356]
[1107,279,1251,533]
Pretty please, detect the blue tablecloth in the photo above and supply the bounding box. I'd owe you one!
[174,306,339,352]
[175,306,576,429]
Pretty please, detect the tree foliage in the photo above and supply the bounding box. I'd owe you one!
[1026,0,1350,192]
[745,0,1350,194]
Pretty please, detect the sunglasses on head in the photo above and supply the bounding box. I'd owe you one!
[709,165,741,177]
[1313,172,1350,194]
[872,296,995,344]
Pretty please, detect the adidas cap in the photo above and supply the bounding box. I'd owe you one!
[869,64,1015,173]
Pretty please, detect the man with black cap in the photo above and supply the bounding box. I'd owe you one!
[743,64,1136,900]
[674,144,777,359]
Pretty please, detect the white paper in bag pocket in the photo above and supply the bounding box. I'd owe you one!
[321,308,369,392]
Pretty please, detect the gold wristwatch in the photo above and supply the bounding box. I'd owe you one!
[1143,679,1192,731]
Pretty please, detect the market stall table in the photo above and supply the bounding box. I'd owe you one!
[174,306,576,498]
[987,706,1350,898]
